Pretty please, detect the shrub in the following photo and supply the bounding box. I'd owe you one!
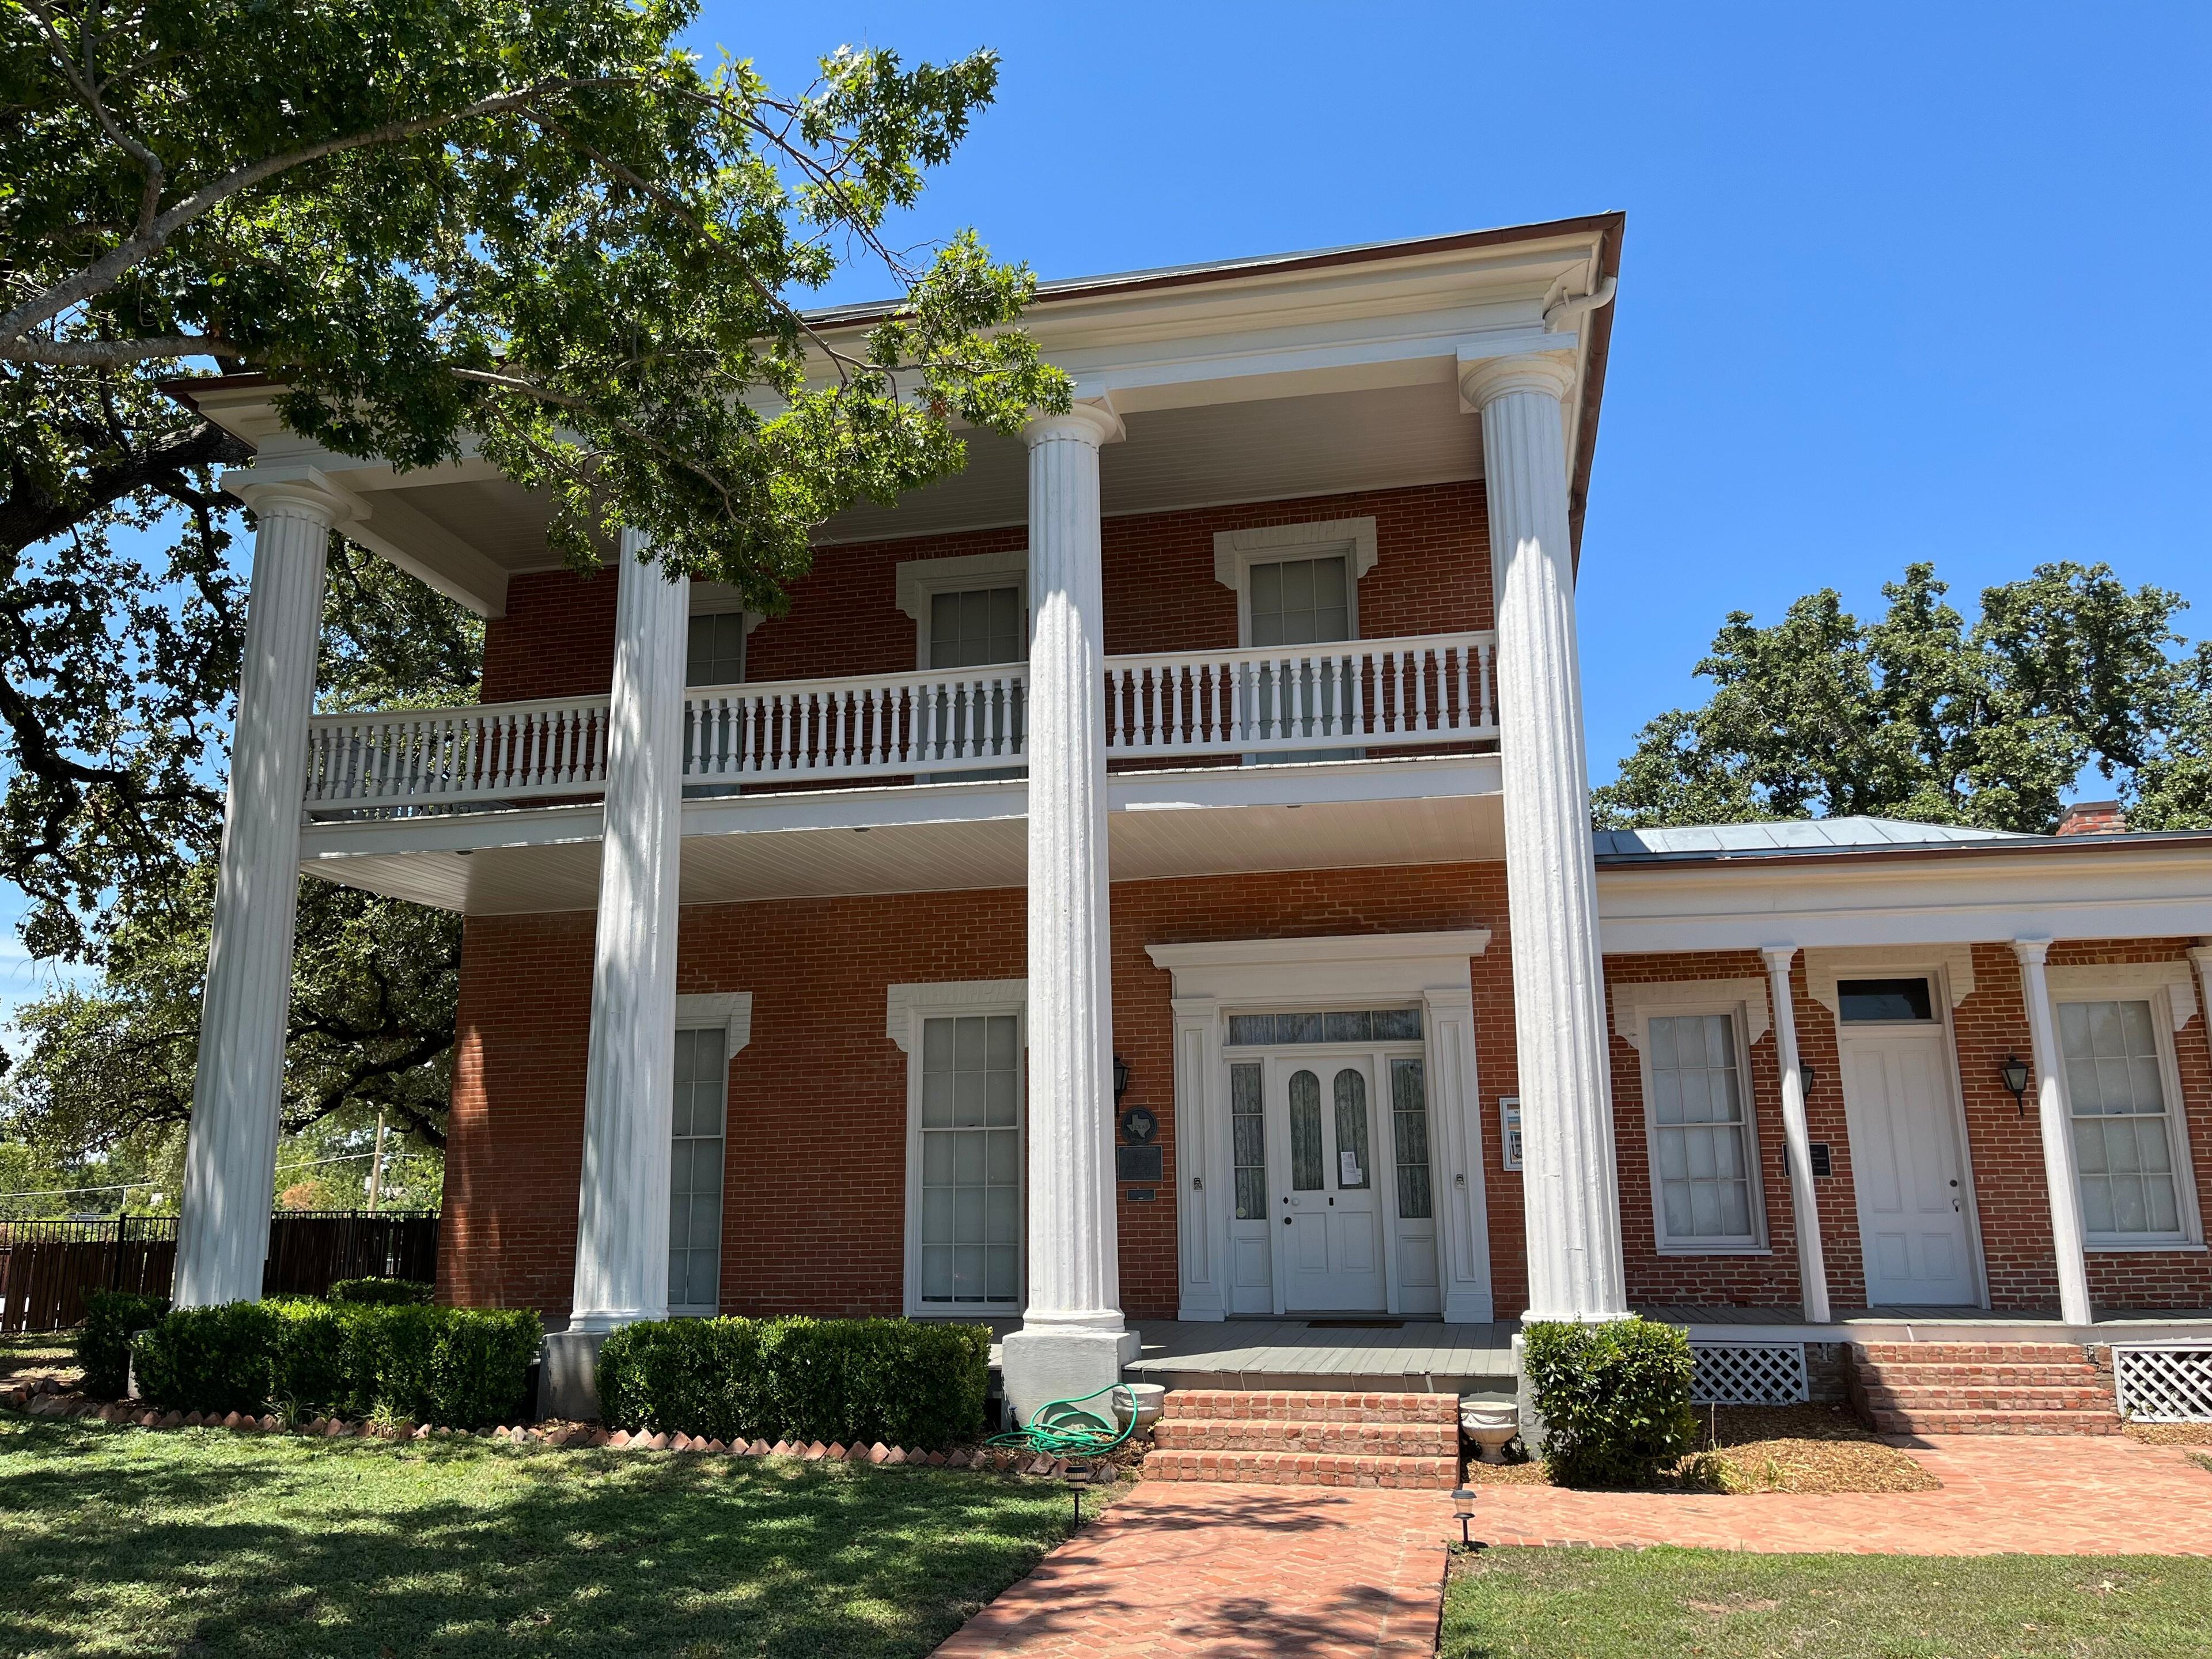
[328,1278,434,1306]
[76,1290,171,1398]
[1521,1317,1698,1487]
[132,1298,540,1428]
[599,1317,990,1448]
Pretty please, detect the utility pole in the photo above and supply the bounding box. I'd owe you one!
[367,1112,389,1213]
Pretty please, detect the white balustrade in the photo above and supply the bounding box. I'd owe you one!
[301,632,1495,815]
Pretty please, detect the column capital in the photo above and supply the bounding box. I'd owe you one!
[1023,400,1124,449]
[221,465,357,526]
[2012,935,2055,966]
[1457,346,1577,414]
[1760,944,1799,974]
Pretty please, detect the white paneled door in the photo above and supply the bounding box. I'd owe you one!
[1839,1027,1979,1305]
[1270,1056,1387,1311]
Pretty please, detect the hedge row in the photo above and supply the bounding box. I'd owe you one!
[77,1291,171,1399]
[132,1298,540,1429]
[598,1316,990,1449]
[1521,1316,1698,1487]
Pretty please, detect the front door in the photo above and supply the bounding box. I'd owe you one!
[1839,1027,1979,1305]
[1269,1056,1387,1311]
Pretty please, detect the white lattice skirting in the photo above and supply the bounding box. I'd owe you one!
[2112,1344,2212,1423]
[1690,1342,1809,1406]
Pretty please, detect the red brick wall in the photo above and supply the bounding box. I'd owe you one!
[441,860,1518,1323]
[472,482,1494,704]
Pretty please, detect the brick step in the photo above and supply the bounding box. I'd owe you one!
[1150,1418,1457,1456]
[1851,1342,2090,1365]
[1160,1389,1459,1426]
[1853,1362,2104,1387]
[1859,1384,2114,1413]
[1868,1407,2122,1436]
[1145,1448,1461,1488]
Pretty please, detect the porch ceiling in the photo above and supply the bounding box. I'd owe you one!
[300,754,1505,914]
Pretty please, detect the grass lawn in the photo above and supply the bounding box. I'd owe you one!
[1443,1546,2212,1659]
[0,1414,1090,1658]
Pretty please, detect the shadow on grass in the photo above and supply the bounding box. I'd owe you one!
[0,1416,1074,1658]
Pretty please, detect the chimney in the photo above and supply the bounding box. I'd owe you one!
[2055,800,2126,837]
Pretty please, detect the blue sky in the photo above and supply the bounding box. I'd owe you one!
[3,3,2207,1031]
[702,0,2212,773]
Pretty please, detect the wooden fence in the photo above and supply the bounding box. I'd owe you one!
[0,1211,439,1334]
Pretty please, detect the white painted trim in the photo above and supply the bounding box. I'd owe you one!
[2040,969,2205,1249]
[673,991,752,1054]
[1806,945,1976,1013]
[1625,993,1770,1254]
[1612,977,1770,1051]
[1212,518,1380,648]
[895,982,1029,1320]
[2046,961,2199,1029]
[886,979,1029,1051]
[1147,931,1494,1325]
[1171,994,1226,1321]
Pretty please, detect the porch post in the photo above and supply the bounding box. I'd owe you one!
[566,533,687,1338]
[1460,350,1627,1323]
[1760,946,1831,1323]
[2013,937,2093,1326]
[1002,402,1131,1424]
[175,476,341,1308]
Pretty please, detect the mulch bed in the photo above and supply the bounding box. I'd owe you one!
[1463,1403,1940,1495]
[2127,1422,2212,1445]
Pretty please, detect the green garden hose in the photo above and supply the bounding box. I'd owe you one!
[984,1383,1138,1459]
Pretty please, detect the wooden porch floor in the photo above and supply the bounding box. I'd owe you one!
[1124,1319,1516,1395]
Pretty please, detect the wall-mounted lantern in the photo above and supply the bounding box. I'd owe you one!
[1112,1054,1131,1104]
[2001,1054,2031,1119]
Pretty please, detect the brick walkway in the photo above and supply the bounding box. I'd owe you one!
[1474,1435,2212,1555]
[933,1482,1448,1657]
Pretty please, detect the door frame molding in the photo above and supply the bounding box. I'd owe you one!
[1148,930,1494,1323]
[1829,956,1990,1309]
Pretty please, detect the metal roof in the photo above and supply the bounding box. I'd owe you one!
[1592,816,2033,860]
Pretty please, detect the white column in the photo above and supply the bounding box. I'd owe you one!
[2013,937,2093,1327]
[1002,403,1129,1424]
[1761,946,1831,1323]
[175,478,342,1308]
[567,533,688,1333]
[1461,351,1627,1323]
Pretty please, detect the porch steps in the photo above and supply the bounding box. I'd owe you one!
[1145,1388,1461,1488]
[1847,1342,2121,1436]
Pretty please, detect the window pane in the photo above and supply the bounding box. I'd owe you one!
[1227,1014,1276,1046]
[931,585,1023,668]
[1249,555,1352,647]
[667,1027,726,1310]
[1231,1062,1266,1220]
[1333,1068,1371,1190]
[916,1012,1022,1304]
[685,611,747,687]
[2058,998,2179,1237]
[1391,1058,1432,1220]
[1289,1070,1323,1191]
[1646,1012,1754,1243]
[1836,978,1934,1022]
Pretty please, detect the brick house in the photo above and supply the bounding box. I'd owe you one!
[168,214,2212,1433]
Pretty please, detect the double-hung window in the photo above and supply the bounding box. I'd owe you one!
[911,1012,1023,1310]
[2058,996,2195,1245]
[668,1026,728,1315]
[1643,1010,1763,1250]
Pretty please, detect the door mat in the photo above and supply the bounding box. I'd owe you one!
[1304,1319,1404,1330]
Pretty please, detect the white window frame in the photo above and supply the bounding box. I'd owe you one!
[2044,967,2205,1252]
[668,993,752,1317]
[1212,517,1378,648]
[1622,986,1770,1255]
[894,548,1031,669]
[888,979,1028,1317]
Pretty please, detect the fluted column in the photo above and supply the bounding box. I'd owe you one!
[1002,403,1128,1424]
[175,478,342,1308]
[1462,351,1627,1323]
[1762,946,1831,1323]
[568,532,688,1333]
[2013,937,2093,1326]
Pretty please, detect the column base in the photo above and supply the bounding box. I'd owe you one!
[540,1328,611,1422]
[1001,1316,1137,1427]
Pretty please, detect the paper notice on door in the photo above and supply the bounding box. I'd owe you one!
[1339,1150,1362,1185]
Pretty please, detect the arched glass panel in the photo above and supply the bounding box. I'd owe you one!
[1333,1067,1371,1190]
[1288,1070,1323,1191]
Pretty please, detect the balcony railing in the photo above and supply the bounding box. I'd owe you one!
[301,631,1495,816]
